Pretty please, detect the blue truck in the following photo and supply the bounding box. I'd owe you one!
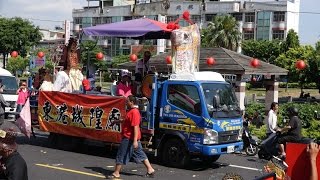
[31,71,243,168]
[138,71,243,167]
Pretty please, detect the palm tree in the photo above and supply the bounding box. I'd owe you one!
[201,15,241,51]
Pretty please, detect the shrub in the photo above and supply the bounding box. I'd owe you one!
[245,102,320,141]
[278,82,317,89]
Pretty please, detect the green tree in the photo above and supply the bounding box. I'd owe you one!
[0,17,42,68]
[275,45,314,88]
[80,40,105,73]
[6,56,29,75]
[281,29,300,52]
[241,40,282,64]
[201,15,241,51]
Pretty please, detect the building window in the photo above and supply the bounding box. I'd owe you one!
[74,17,81,25]
[124,16,132,21]
[167,84,201,115]
[245,12,255,22]
[112,16,122,23]
[191,15,201,23]
[243,30,254,40]
[273,12,285,22]
[167,15,179,22]
[272,30,285,40]
[232,13,243,21]
[256,11,271,40]
[92,17,101,26]
[102,17,112,24]
[205,14,216,22]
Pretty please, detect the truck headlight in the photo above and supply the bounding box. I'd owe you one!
[203,128,218,145]
[238,127,243,140]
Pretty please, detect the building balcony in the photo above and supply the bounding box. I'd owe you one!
[272,21,286,30]
[72,5,132,17]
[134,1,202,16]
[243,22,255,31]
[205,2,240,13]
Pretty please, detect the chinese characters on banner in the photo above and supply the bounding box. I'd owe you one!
[38,91,126,143]
[171,24,200,74]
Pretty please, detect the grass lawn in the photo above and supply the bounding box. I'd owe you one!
[247,88,319,98]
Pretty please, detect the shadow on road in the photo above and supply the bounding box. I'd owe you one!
[84,166,138,178]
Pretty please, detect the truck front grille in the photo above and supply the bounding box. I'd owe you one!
[218,130,239,143]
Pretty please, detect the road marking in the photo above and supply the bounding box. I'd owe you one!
[35,164,107,179]
[228,164,261,171]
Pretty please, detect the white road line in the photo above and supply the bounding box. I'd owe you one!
[228,164,261,171]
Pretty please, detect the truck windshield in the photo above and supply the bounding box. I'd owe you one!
[0,76,18,94]
[202,83,241,118]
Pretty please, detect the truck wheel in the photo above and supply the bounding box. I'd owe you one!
[161,138,190,168]
[202,155,220,165]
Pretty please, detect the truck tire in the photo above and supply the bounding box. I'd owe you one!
[202,155,220,165]
[161,138,190,168]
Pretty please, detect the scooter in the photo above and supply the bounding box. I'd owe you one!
[258,131,314,161]
[242,121,259,156]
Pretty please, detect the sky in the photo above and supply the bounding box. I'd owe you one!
[0,0,319,45]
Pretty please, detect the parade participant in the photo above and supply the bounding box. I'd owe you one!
[59,38,83,91]
[53,56,73,93]
[39,70,53,91]
[116,72,132,98]
[16,81,29,113]
[135,51,151,81]
[278,107,302,159]
[0,88,10,126]
[266,102,279,137]
[108,95,155,179]
[0,129,28,180]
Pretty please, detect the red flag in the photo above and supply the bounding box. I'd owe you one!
[15,98,31,138]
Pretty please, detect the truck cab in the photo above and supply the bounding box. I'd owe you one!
[0,68,19,117]
[140,72,243,168]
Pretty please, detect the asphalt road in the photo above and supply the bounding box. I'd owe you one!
[3,121,270,180]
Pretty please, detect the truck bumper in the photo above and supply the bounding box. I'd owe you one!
[201,141,243,156]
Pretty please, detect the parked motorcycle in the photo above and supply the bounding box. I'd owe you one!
[242,121,259,156]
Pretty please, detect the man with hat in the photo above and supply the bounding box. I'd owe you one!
[0,129,28,180]
[116,70,133,98]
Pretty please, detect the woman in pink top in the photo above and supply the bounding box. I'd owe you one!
[16,81,29,113]
[116,73,132,98]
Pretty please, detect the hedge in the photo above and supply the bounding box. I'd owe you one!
[245,103,320,140]
[278,82,317,89]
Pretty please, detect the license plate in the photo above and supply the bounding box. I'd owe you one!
[227,146,235,153]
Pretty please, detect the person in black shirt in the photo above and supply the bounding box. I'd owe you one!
[277,107,302,159]
[0,129,28,180]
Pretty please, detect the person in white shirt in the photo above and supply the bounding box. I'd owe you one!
[53,59,73,93]
[266,102,279,136]
[135,51,151,80]
[39,72,53,91]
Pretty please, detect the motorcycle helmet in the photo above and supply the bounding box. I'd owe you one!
[287,107,299,116]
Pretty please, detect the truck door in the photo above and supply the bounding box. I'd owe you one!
[160,83,203,143]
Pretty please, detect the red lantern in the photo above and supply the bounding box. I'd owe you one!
[206,57,216,66]
[250,58,260,68]
[11,51,18,58]
[295,60,306,70]
[96,52,104,60]
[130,54,138,62]
[37,51,44,58]
[165,56,172,64]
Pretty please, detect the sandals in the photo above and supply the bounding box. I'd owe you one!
[144,171,155,178]
[107,174,121,179]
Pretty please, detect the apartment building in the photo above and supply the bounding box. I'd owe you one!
[72,0,300,56]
